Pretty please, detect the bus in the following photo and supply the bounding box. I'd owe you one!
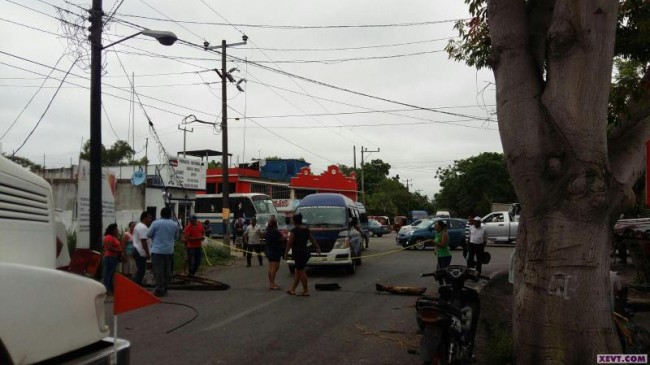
[195,193,278,237]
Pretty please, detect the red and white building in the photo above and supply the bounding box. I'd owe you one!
[205,163,358,216]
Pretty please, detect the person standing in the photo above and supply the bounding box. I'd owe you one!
[132,212,153,286]
[147,207,179,297]
[234,217,246,257]
[467,216,488,273]
[120,222,136,277]
[243,216,264,267]
[264,216,285,290]
[203,220,212,241]
[182,215,205,277]
[434,220,452,269]
[284,213,321,296]
[102,223,122,296]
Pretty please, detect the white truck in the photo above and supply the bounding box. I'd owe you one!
[0,155,130,364]
[481,210,519,243]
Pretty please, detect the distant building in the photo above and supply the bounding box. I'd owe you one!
[205,160,358,216]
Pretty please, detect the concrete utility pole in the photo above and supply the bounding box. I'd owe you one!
[88,2,176,251]
[360,146,380,206]
[178,125,194,157]
[204,36,247,248]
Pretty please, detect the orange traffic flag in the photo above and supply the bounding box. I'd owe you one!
[114,274,161,315]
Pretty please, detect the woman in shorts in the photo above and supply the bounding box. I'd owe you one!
[264,216,285,290]
[284,213,320,296]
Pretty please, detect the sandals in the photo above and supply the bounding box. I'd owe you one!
[269,286,282,290]
[296,292,310,297]
[286,290,296,295]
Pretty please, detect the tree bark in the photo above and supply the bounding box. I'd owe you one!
[487,0,624,363]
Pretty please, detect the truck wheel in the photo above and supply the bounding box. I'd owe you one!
[288,265,295,274]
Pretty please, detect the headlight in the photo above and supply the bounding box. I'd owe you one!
[407,231,414,236]
[334,238,350,249]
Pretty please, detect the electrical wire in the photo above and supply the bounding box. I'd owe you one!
[234,37,456,52]
[1,52,66,141]
[102,102,122,140]
[12,57,78,157]
[112,11,466,29]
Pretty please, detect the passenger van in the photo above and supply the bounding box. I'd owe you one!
[286,193,363,274]
[355,202,370,249]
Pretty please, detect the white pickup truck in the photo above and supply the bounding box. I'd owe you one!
[481,211,519,243]
[0,155,130,364]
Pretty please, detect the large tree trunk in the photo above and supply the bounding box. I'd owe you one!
[487,0,627,363]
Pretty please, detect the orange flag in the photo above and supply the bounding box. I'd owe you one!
[114,274,161,315]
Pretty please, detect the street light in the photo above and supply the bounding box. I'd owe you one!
[88,0,177,252]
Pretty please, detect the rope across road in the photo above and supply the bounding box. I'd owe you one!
[203,236,415,261]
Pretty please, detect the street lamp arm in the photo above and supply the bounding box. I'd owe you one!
[102,30,178,50]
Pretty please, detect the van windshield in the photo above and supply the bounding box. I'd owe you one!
[296,206,347,226]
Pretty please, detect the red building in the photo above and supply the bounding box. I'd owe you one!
[205,164,358,215]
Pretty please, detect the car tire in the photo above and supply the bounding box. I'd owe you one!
[377,233,383,238]
[288,265,295,274]
[414,238,426,250]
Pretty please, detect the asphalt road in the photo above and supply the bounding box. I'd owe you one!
[108,235,514,365]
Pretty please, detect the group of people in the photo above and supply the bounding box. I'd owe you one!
[102,208,211,297]
[430,216,488,273]
[238,213,320,296]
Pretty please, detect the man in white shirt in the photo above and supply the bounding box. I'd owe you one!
[132,211,153,285]
[244,217,263,267]
[467,216,488,273]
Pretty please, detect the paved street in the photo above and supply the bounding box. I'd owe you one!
[109,235,514,364]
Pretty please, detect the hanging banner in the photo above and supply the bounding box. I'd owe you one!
[76,159,117,249]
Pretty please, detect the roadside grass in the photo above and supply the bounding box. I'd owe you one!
[173,241,234,273]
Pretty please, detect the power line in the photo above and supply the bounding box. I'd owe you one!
[234,37,456,52]
[1,52,66,141]
[12,58,78,157]
[112,11,466,29]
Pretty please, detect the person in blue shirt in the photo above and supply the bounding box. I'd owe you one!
[147,207,179,297]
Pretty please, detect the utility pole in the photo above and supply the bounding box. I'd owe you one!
[88,0,103,252]
[360,146,380,206]
[204,35,247,249]
[404,178,412,192]
[178,125,194,157]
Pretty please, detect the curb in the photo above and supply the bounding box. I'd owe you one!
[473,269,509,293]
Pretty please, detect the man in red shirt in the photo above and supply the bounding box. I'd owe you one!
[182,215,205,277]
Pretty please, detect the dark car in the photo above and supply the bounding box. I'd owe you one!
[396,218,467,250]
[368,219,391,237]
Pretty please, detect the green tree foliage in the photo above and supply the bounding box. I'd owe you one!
[434,152,517,217]
[447,0,649,128]
[79,139,147,166]
[339,160,436,216]
[2,153,42,171]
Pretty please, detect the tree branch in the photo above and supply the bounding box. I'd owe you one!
[541,0,619,162]
[609,68,650,208]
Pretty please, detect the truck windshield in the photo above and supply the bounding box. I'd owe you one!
[296,206,347,226]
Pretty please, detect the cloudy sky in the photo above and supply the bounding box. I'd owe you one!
[0,0,502,198]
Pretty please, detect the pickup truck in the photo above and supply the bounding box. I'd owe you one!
[0,154,130,364]
[481,211,519,243]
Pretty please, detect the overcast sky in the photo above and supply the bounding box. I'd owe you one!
[0,0,502,198]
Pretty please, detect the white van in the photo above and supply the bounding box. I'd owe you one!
[434,211,451,218]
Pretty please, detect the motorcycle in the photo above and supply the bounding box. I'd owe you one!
[416,265,483,365]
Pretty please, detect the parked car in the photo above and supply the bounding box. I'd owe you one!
[369,215,391,232]
[395,219,424,244]
[396,218,467,250]
[368,219,391,237]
